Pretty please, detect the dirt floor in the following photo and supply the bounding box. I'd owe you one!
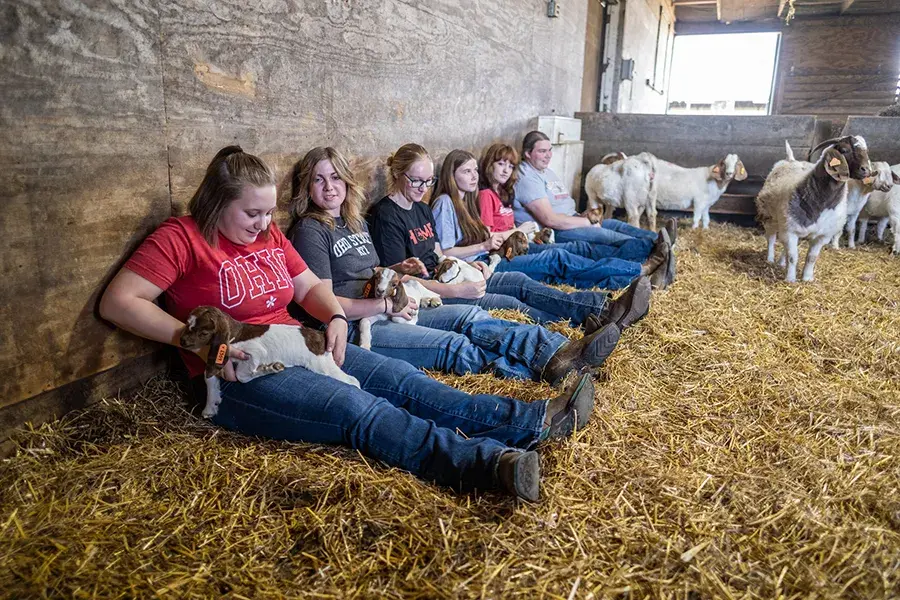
[2,223,899,599]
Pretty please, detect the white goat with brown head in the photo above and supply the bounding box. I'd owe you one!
[357,267,442,350]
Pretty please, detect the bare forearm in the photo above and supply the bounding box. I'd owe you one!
[444,243,486,258]
[337,296,387,320]
[547,214,592,230]
[301,281,346,323]
[99,294,184,347]
[416,278,457,298]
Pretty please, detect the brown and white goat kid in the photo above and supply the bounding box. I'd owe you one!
[357,267,442,350]
[180,306,360,418]
[755,136,872,282]
[433,231,530,285]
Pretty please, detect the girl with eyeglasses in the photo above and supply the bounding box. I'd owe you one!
[432,148,670,292]
[289,146,623,387]
[368,144,649,333]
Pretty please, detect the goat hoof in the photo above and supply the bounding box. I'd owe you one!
[272,362,285,372]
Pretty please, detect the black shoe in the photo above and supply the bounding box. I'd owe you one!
[497,450,540,502]
[542,323,621,387]
[541,374,595,442]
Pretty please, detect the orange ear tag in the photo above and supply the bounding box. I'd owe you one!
[829,157,842,167]
[863,176,875,185]
[505,248,513,260]
[214,343,228,366]
[362,281,373,298]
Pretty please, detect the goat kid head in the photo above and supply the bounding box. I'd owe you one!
[812,136,871,182]
[711,154,747,184]
[497,231,529,260]
[433,258,462,283]
[534,228,555,245]
[864,161,900,192]
[582,207,604,225]
[180,306,234,350]
[363,267,409,312]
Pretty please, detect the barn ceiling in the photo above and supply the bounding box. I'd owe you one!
[674,0,900,24]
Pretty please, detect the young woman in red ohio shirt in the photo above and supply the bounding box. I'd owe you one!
[99,145,597,502]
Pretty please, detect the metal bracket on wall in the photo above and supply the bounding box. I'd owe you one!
[547,0,560,18]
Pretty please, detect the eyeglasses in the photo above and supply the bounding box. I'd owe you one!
[404,174,437,190]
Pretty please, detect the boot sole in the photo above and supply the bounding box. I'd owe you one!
[547,374,596,439]
[514,451,541,502]
[583,324,621,369]
[616,277,651,329]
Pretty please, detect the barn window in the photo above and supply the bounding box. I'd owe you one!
[666,32,781,115]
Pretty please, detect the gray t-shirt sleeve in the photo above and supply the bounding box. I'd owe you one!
[431,194,462,250]
[290,220,333,281]
[513,170,549,206]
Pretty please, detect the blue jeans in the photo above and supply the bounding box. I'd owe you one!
[211,344,546,492]
[531,239,650,263]
[444,271,608,325]
[555,218,656,254]
[484,248,641,290]
[349,304,565,380]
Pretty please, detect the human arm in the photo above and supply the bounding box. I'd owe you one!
[292,269,349,366]
[415,276,486,299]
[442,234,503,258]
[99,269,247,380]
[524,197,593,230]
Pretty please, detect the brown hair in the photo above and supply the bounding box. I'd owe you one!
[479,143,520,208]
[521,130,550,162]
[289,147,366,234]
[386,143,432,198]
[433,149,489,246]
[188,146,276,245]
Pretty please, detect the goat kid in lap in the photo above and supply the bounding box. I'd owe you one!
[180,305,360,418]
[357,267,442,349]
[433,231,530,284]
[756,136,871,282]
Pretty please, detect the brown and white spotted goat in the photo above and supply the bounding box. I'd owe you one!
[180,305,360,418]
[357,267,443,350]
[433,231,530,285]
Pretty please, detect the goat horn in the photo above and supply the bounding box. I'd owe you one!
[807,137,844,161]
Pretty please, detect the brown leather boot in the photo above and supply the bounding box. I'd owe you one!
[540,374,595,442]
[497,450,540,502]
[640,235,670,277]
[542,323,621,387]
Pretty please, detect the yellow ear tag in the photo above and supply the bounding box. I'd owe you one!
[738,166,745,176]
[829,157,842,167]
[863,176,874,185]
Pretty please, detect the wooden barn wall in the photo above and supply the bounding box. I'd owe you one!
[0,0,589,439]
[773,13,900,121]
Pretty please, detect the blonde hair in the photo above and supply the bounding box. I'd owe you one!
[386,143,432,198]
[188,146,276,245]
[289,147,366,234]
[433,149,489,246]
[479,143,520,208]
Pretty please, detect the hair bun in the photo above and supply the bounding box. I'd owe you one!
[386,153,395,168]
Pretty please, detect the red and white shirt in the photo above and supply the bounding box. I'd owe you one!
[477,188,516,233]
[125,216,308,377]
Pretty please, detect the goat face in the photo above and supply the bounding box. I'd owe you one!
[180,306,230,350]
[866,161,898,193]
[433,258,461,283]
[534,228,555,245]
[712,154,747,183]
[582,208,604,225]
[498,231,529,260]
[363,267,409,311]
[827,136,871,181]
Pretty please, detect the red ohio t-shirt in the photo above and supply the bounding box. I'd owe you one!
[125,216,308,377]
[478,188,515,233]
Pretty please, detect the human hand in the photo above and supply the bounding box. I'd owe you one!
[454,280,487,299]
[391,257,428,277]
[483,233,505,251]
[472,261,493,280]
[388,297,419,321]
[517,221,539,235]
[326,318,349,366]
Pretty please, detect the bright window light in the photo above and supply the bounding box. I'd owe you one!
[667,32,781,115]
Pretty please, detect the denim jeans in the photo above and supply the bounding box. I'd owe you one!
[489,247,641,290]
[444,271,608,325]
[555,218,657,252]
[211,344,546,492]
[531,238,650,263]
[348,304,565,380]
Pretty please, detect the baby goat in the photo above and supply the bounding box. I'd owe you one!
[433,231,530,284]
[653,153,747,229]
[857,163,900,254]
[180,306,360,418]
[756,136,871,282]
[585,151,659,229]
[358,267,442,349]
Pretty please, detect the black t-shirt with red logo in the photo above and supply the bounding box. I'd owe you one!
[367,196,441,274]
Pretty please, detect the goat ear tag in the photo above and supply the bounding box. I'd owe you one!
[362,281,372,298]
[829,157,842,167]
[505,248,513,260]
[863,176,875,185]
[214,343,228,366]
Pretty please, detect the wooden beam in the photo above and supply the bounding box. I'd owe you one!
[840,0,856,13]
[716,0,723,21]
[777,0,787,16]
[673,0,716,5]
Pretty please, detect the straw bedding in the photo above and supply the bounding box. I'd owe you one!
[2,223,899,599]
